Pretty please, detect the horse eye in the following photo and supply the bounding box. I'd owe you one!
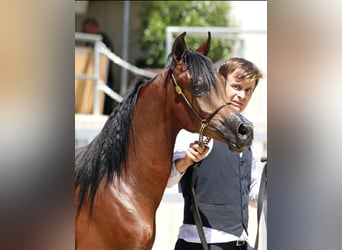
[192,80,209,95]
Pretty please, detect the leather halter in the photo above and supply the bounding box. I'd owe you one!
[169,70,231,147]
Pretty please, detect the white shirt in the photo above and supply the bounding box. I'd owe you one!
[167,129,260,243]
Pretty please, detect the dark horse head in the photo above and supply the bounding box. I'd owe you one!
[168,32,254,152]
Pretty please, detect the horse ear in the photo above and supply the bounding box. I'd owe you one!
[172,32,187,63]
[196,32,211,56]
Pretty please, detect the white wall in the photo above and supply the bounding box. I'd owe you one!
[230,1,267,153]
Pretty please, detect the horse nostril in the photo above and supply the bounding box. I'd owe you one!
[237,124,249,141]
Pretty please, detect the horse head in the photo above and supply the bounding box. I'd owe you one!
[169,32,253,153]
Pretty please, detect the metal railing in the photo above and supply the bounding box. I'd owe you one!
[76,32,132,115]
[75,32,104,115]
[75,32,157,115]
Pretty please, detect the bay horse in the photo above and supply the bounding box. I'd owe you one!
[75,32,254,250]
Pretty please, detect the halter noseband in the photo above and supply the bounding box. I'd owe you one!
[170,70,231,147]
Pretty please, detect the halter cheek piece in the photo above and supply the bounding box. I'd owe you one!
[169,70,231,147]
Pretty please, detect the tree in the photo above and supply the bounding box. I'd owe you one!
[138,1,236,68]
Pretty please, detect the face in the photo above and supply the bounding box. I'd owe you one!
[225,70,256,113]
[82,23,98,34]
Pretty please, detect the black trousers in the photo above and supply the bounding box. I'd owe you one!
[174,238,252,250]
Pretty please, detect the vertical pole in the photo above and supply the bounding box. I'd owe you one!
[239,39,245,58]
[120,1,130,96]
[93,40,100,115]
[166,27,173,62]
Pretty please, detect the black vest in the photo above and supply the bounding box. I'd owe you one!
[180,140,252,237]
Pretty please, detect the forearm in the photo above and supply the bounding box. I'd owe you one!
[166,156,195,188]
[167,129,210,187]
[249,146,260,208]
[174,156,194,173]
[166,162,185,188]
[249,178,260,208]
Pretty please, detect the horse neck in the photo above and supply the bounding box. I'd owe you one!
[125,75,179,206]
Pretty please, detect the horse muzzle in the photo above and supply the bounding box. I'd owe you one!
[226,113,254,153]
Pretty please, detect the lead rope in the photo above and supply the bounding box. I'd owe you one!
[191,161,209,250]
[189,121,211,250]
[192,139,210,250]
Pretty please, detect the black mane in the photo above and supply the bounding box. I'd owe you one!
[75,77,149,212]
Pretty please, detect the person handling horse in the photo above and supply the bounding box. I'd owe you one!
[167,57,264,250]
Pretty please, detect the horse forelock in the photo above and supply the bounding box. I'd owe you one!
[75,77,150,213]
[167,50,219,94]
[184,51,219,92]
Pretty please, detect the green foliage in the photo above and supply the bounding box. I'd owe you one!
[138,1,236,67]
